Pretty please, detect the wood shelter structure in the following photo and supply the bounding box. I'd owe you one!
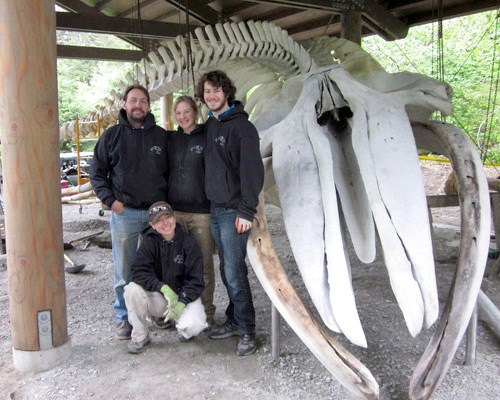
[0,0,497,375]
[54,0,499,62]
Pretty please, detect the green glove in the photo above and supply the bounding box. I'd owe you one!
[170,301,186,321]
[162,300,186,322]
[160,284,178,306]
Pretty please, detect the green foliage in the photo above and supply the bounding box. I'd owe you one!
[57,58,134,122]
[57,31,135,124]
[362,11,500,164]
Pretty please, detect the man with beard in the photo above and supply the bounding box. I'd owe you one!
[90,85,169,340]
[195,71,264,356]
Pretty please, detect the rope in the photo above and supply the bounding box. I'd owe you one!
[480,10,500,163]
[436,0,445,83]
[178,6,184,91]
[430,0,446,121]
[176,0,196,93]
[184,0,196,92]
[131,0,147,85]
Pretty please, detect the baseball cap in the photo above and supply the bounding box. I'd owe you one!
[148,201,174,223]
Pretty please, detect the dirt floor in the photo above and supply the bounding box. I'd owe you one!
[0,161,499,400]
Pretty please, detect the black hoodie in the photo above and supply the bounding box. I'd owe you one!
[204,101,264,220]
[90,109,169,209]
[167,125,210,213]
[128,224,204,305]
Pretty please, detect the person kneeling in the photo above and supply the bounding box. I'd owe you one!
[124,201,207,354]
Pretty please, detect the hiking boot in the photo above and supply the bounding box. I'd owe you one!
[127,336,150,354]
[152,316,172,330]
[208,321,239,340]
[236,334,256,356]
[115,320,132,340]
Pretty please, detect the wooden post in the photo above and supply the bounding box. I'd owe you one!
[161,93,174,130]
[271,304,280,360]
[341,11,362,45]
[0,0,71,371]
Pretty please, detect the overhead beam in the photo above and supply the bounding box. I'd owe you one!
[95,0,115,11]
[119,0,161,18]
[287,15,342,34]
[163,0,220,24]
[244,0,408,40]
[404,0,500,27]
[243,0,356,12]
[56,0,161,52]
[57,45,143,62]
[361,0,408,40]
[56,12,195,39]
[56,0,100,15]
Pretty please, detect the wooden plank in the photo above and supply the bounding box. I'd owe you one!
[57,45,143,62]
[490,192,500,249]
[426,195,459,208]
[56,12,195,39]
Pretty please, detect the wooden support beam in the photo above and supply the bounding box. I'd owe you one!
[57,45,143,62]
[426,195,459,208]
[478,290,500,338]
[0,0,71,372]
[56,12,194,39]
[245,0,408,39]
[404,0,500,27]
[56,0,100,15]
[244,0,354,12]
[163,0,220,25]
[341,11,362,45]
[361,0,408,40]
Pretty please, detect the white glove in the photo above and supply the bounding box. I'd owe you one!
[235,217,252,234]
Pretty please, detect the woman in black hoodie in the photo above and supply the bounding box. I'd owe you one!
[166,96,216,326]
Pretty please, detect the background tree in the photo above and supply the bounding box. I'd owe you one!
[363,11,500,163]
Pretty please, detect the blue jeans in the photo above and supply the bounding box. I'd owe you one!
[110,207,149,323]
[210,207,255,335]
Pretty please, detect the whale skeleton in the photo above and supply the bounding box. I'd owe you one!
[60,21,491,400]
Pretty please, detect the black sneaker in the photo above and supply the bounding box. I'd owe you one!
[178,334,193,343]
[208,321,239,340]
[115,320,132,340]
[236,334,256,356]
[152,316,172,330]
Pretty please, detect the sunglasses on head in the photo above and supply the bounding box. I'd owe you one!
[149,205,172,216]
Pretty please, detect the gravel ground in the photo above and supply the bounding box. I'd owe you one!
[0,161,499,400]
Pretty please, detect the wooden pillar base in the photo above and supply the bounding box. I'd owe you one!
[13,339,71,373]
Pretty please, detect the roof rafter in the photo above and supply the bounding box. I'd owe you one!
[162,0,220,24]
[57,45,143,62]
[56,12,195,39]
[242,0,409,39]
[56,0,160,52]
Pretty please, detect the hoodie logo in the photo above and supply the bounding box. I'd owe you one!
[215,136,225,146]
[190,145,204,154]
[174,254,184,264]
[150,146,162,155]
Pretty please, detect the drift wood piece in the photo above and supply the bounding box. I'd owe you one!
[247,190,379,400]
[478,290,500,338]
[410,121,490,400]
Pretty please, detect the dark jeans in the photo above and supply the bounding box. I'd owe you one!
[210,207,255,335]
